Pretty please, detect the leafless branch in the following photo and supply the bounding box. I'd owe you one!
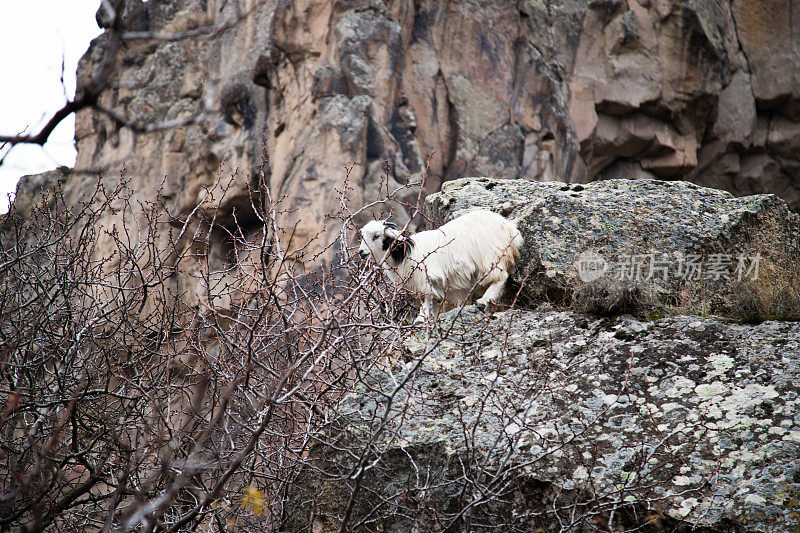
[0,0,266,166]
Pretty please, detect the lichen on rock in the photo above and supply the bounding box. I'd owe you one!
[426,177,800,321]
[289,308,800,532]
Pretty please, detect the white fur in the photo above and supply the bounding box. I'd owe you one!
[358,210,523,323]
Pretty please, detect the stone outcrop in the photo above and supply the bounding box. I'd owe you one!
[10,168,71,216]
[426,177,800,320]
[288,308,800,532]
[58,0,800,291]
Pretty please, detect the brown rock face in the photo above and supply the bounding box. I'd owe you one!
[732,0,800,109]
[65,0,800,289]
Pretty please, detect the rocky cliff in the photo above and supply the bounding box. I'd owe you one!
[61,0,800,280]
[6,2,800,530]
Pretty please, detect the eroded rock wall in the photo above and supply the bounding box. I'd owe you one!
[570,0,800,210]
[63,0,800,303]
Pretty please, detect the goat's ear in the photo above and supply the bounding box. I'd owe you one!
[383,221,398,230]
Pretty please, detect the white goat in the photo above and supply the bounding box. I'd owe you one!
[358,210,523,323]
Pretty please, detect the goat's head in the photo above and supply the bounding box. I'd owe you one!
[357,220,412,264]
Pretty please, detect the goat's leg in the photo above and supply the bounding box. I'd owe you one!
[415,294,435,324]
[476,270,508,311]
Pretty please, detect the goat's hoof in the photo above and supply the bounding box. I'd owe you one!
[475,302,487,312]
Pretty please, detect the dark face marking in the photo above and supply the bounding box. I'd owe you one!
[381,235,414,263]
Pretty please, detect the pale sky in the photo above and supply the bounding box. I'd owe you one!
[0,1,103,213]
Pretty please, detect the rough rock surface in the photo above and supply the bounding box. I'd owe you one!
[289,308,800,532]
[9,168,71,215]
[57,0,800,288]
[426,177,800,320]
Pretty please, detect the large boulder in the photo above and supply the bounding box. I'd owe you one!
[287,308,800,532]
[425,177,800,320]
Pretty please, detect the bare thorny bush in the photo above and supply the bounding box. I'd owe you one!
[1,164,728,533]
[0,162,452,532]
